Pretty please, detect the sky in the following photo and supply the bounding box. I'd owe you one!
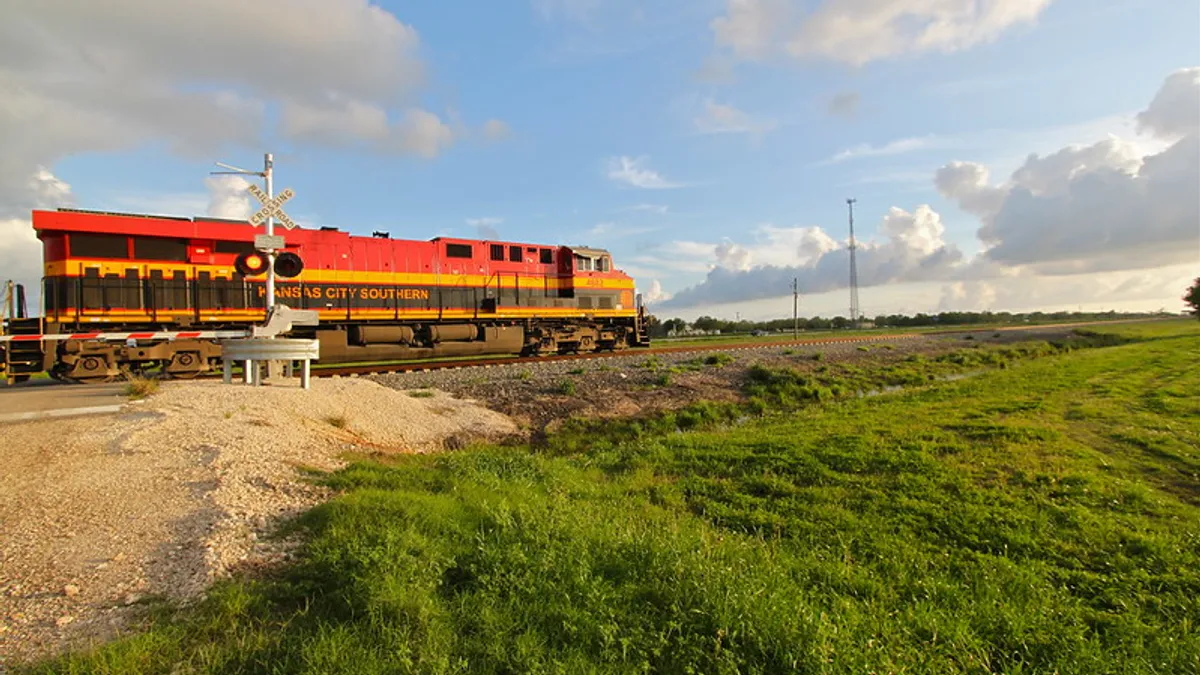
[2,0,1197,321]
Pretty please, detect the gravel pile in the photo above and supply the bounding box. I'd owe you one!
[0,378,518,667]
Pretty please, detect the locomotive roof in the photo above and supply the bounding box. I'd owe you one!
[36,208,591,253]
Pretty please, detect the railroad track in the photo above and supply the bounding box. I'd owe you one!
[312,332,923,378]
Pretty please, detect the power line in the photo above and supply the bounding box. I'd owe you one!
[846,197,860,329]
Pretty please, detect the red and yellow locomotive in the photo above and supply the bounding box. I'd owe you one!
[18,208,649,382]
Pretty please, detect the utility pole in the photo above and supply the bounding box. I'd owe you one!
[212,153,277,310]
[847,197,860,330]
[792,278,799,338]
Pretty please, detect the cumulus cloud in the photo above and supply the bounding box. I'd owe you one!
[711,0,1053,66]
[1,1,497,215]
[936,66,1200,274]
[641,279,672,305]
[1,1,508,306]
[205,176,254,221]
[0,169,74,307]
[606,156,686,189]
[657,206,963,308]
[1136,67,1200,140]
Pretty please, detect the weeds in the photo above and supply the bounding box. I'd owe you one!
[557,379,577,396]
[122,373,159,400]
[703,353,734,367]
[407,389,435,398]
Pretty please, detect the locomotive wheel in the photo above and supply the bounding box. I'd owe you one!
[67,355,117,383]
[165,351,205,379]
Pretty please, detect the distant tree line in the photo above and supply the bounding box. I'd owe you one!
[644,309,1174,338]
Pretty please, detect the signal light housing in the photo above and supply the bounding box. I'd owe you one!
[235,251,269,276]
[274,251,304,279]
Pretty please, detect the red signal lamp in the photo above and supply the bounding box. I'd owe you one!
[235,251,269,276]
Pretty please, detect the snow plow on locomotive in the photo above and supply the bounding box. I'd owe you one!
[2,208,651,383]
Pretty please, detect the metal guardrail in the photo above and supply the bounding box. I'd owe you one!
[220,338,320,389]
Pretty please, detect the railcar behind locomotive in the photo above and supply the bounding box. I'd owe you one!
[8,208,650,382]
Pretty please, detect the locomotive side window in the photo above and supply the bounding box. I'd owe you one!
[539,248,553,264]
[133,237,188,262]
[573,254,594,272]
[490,244,505,261]
[509,245,521,262]
[69,233,128,259]
[215,241,256,256]
[597,256,610,272]
[446,243,473,259]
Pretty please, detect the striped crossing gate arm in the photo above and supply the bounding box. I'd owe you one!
[0,330,251,343]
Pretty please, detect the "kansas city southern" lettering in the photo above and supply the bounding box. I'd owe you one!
[256,285,431,301]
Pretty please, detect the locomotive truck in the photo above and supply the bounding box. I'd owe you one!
[0,208,650,384]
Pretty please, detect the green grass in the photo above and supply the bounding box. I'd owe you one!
[408,389,435,399]
[24,321,1200,674]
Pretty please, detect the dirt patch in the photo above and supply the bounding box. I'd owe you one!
[371,328,1076,433]
[0,378,518,667]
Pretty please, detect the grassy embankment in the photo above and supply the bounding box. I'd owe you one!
[26,321,1200,674]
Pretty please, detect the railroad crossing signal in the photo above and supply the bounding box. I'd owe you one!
[248,184,297,230]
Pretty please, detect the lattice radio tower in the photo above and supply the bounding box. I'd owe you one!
[846,197,860,328]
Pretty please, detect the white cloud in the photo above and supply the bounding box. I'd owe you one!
[825,135,939,163]
[1136,67,1200,140]
[206,176,254,221]
[937,264,1197,314]
[655,209,962,308]
[694,99,776,136]
[710,0,791,61]
[1,1,497,232]
[937,67,1200,274]
[0,169,73,307]
[640,279,672,305]
[606,156,686,189]
[711,0,1054,66]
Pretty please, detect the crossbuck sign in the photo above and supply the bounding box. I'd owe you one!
[248,185,297,230]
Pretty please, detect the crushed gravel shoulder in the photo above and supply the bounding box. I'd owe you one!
[0,378,517,667]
